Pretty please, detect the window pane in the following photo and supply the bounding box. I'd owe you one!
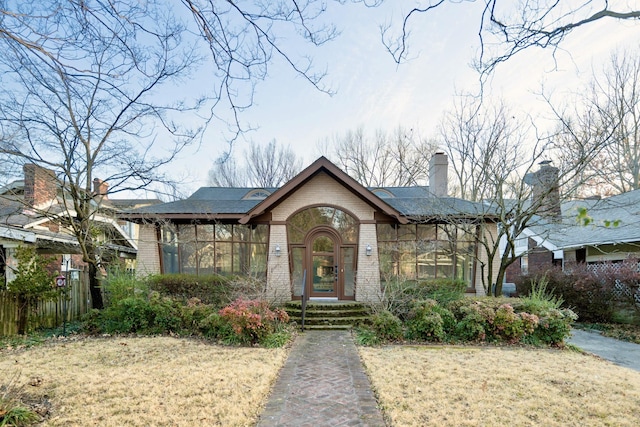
[378,242,397,280]
[252,224,268,243]
[417,224,436,241]
[291,247,304,297]
[376,224,396,241]
[196,224,214,241]
[216,242,232,275]
[233,242,251,274]
[398,241,416,280]
[250,243,267,278]
[179,241,197,274]
[342,247,355,297]
[417,241,436,280]
[215,224,233,241]
[234,225,251,242]
[455,241,474,282]
[197,242,217,275]
[398,225,416,241]
[161,225,179,274]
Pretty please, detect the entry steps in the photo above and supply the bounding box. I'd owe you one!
[284,300,371,330]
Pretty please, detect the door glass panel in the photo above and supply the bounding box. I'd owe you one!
[342,247,355,297]
[291,247,304,297]
[312,255,335,294]
[313,236,333,252]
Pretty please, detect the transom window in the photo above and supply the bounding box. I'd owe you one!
[287,206,358,244]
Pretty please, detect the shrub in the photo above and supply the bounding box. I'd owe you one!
[418,278,467,304]
[218,299,290,345]
[527,308,577,345]
[515,266,616,323]
[103,268,148,306]
[146,274,233,307]
[492,304,538,343]
[380,277,466,320]
[197,313,231,339]
[449,300,494,342]
[369,311,404,341]
[405,299,455,342]
[89,293,182,335]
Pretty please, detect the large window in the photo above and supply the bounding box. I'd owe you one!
[161,223,268,277]
[377,223,476,284]
[287,206,358,244]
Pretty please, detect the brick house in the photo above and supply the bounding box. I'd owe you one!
[0,164,154,287]
[121,155,500,303]
[504,164,640,282]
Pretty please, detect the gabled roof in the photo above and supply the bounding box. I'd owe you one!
[120,156,493,223]
[239,157,407,224]
[527,189,640,251]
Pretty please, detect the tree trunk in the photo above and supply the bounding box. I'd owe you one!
[16,295,28,335]
[88,262,104,310]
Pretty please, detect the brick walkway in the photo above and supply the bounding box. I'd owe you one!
[256,330,386,427]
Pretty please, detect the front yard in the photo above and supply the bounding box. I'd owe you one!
[3,335,640,426]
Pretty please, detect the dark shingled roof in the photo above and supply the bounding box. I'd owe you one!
[121,184,492,220]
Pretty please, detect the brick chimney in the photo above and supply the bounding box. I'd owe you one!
[524,160,561,221]
[23,164,57,208]
[93,178,109,200]
[429,152,448,197]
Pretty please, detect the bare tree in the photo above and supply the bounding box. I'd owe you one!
[438,95,528,201]
[208,140,303,187]
[552,50,640,196]
[0,1,340,308]
[330,126,439,186]
[436,95,606,295]
[382,1,640,79]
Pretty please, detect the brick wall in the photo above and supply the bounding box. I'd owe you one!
[268,172,380,302]
[23,164,57,208]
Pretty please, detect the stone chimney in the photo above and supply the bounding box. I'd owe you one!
[524,160,561,221]
[93,178,109,200]
[23,164,57,209]
[429,152,448,197]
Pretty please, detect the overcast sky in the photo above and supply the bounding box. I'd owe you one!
[164,2,640,196]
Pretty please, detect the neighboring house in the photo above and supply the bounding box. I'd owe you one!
[120,155,500,303]
[505,177,640,282]
[0,164,157,287]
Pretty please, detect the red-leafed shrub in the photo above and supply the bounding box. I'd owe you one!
[218,299,290,345]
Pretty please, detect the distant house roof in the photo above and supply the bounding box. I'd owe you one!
[528,189,640,251]
[120,157,494,223]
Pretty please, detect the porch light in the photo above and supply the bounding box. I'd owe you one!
[275,244,281,257]
[366,244,372,256]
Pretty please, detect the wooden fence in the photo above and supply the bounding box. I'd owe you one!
[0,270,92,336]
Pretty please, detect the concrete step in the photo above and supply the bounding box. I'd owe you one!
[284,300,371,330]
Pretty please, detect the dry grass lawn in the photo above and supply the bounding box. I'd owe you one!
[359,345,640,426]
[0,336,288,426]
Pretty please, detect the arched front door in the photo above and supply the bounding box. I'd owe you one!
[303,228,356,300]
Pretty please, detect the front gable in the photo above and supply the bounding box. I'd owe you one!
[239,156,407,224]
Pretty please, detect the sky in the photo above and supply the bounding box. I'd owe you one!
[162,1,640,197]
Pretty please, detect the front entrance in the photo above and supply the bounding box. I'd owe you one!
[291,228,356,300]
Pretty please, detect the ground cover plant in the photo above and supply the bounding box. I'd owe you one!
[359,345,640,426]
[0,336,288,426]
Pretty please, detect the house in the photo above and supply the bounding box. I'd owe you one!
[120,155,500,303]
[504,166,640,282]
[0,164,156,286]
